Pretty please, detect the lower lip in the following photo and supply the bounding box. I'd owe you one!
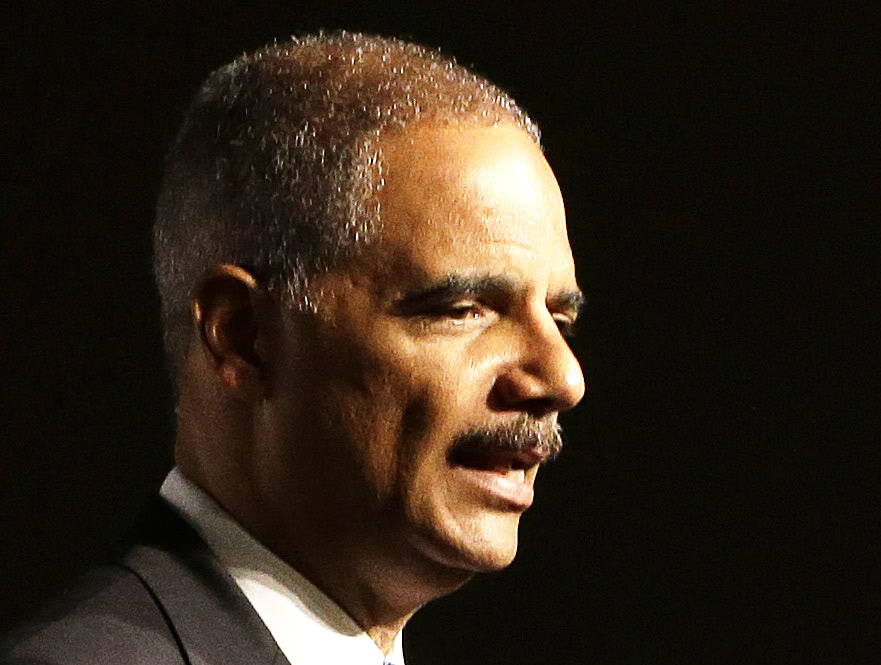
[454,467,535,509]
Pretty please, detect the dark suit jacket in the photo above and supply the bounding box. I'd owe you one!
[0,499,289,665]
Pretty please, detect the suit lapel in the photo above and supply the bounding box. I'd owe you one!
[118,499,291,665]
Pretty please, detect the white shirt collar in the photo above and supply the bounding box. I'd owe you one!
[160,467,405,665]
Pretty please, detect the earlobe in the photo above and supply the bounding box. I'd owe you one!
[191,264,269,398]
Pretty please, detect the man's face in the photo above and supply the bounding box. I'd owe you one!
[261,123,584,576]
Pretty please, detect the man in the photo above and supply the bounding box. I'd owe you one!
[2,32,584,664]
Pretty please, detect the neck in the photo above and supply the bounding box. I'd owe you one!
[367,621,408,656]
[247,515,473,652]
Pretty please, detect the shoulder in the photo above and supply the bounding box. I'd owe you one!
[0,563,184,665]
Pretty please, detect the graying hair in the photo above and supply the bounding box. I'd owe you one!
[153,31,540,382]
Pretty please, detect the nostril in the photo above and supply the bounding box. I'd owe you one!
[486,386,561,418]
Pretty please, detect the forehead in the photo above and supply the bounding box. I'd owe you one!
[369,123,575,288]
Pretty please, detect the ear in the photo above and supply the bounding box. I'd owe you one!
[191,264,271,398]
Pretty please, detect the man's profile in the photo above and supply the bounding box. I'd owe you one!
[2,32,584,664]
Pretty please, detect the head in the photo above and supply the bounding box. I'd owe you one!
[154,33,584,620]
[154,32,538,380]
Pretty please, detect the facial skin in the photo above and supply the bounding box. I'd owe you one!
[178,122,584,649]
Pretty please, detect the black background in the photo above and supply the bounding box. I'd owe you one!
[3,2,879,663]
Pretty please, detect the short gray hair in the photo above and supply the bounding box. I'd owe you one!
[153,31,539,382]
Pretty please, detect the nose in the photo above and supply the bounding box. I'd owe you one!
[490,316,586,417]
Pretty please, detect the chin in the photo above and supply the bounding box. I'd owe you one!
[458,548,518,573]
[415,512,523,574]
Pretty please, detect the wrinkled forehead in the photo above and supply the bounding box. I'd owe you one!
[365,122,575,287]
[376,123,567,237]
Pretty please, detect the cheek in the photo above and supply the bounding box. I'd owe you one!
[309,321,496,497]
[386,363,487,498]
[343,362,456,503]
[313,343,438,500]
[389,334,506,442]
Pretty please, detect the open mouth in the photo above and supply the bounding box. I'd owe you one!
[446,446,542,508]
[448,448,543,475]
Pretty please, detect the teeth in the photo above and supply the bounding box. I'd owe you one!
[508,468,525,482]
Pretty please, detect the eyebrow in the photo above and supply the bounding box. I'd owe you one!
[393,274,584,318]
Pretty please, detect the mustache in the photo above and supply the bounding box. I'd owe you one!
[449,416,564,462]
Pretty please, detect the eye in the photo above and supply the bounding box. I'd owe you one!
[446,301,485,321]
[392,278,507,335]
[415,300,497,335]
